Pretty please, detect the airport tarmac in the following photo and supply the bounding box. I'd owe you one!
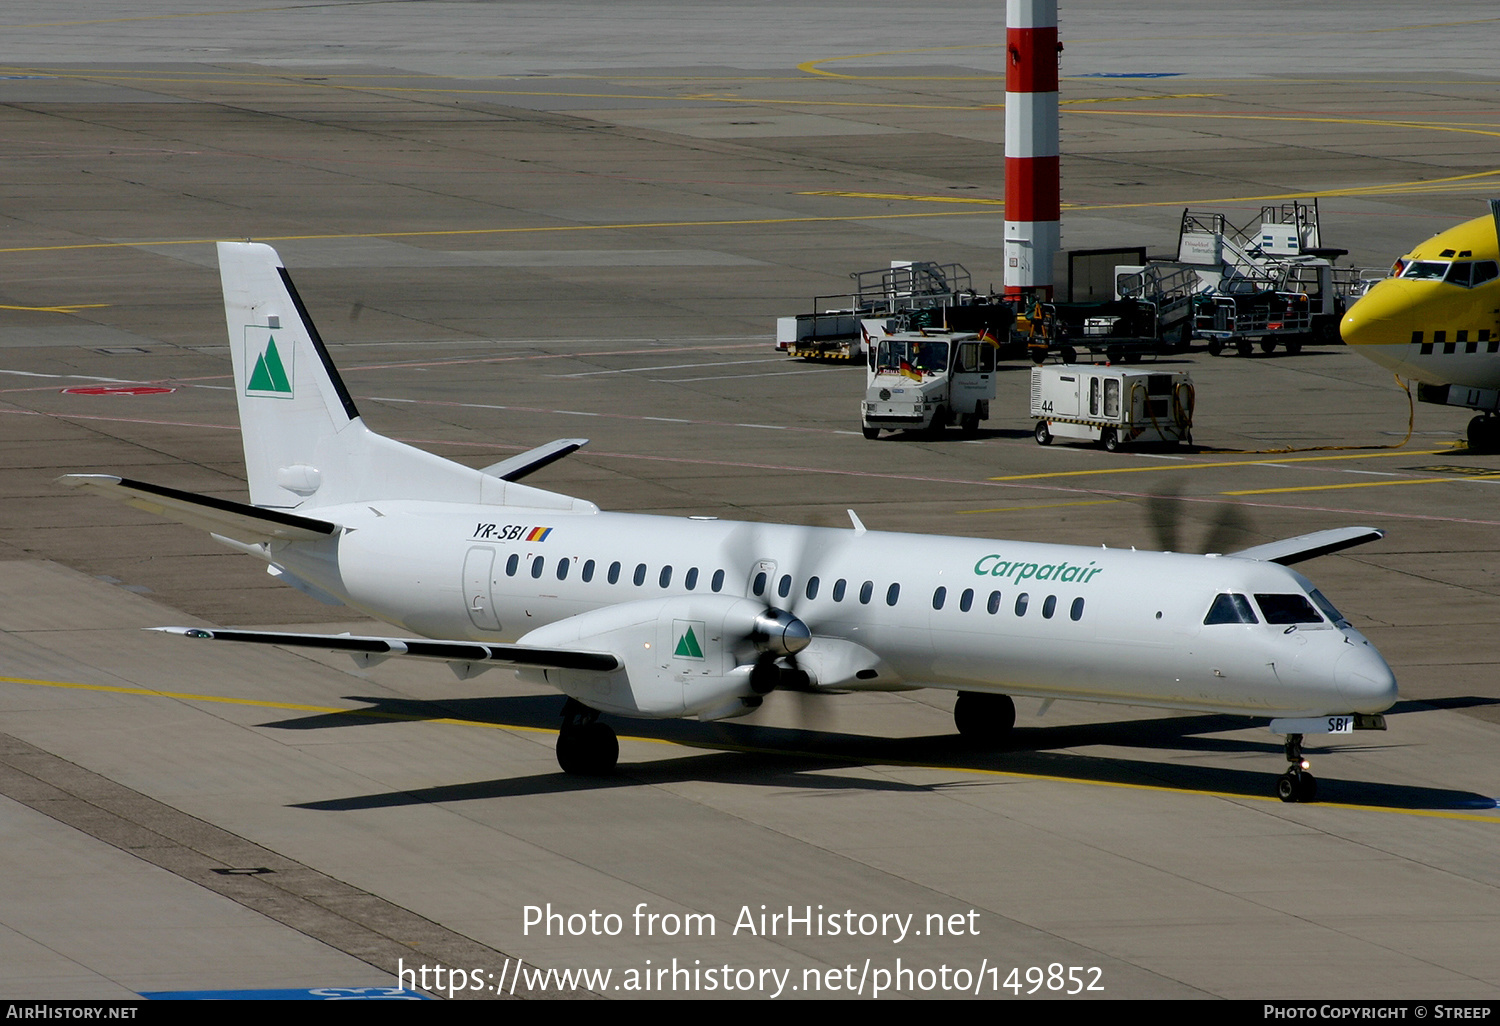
[2,0,1499,1001]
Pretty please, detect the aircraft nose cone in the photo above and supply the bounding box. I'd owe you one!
[1340,280,1414,347]
[1335,644,1398,712]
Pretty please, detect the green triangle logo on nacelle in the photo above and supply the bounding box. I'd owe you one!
[246,334,293,396]
[673,622,706,660]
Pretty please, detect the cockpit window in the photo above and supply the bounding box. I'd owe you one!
[1308,588,1349,627]
[1254,593,1324,625]
[1204,593,1258,625]
[1400,260,1450,281]
[1470,261,1499,287]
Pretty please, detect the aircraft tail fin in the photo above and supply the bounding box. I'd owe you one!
[220,240,365,507]
[218,241,594,513]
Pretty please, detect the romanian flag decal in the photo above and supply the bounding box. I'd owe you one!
[525,527,553,542]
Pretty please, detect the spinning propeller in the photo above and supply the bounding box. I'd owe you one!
[1145,483,1252,555]
[722,517,844,726]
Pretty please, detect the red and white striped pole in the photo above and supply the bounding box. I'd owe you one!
[1004,0,1060,301]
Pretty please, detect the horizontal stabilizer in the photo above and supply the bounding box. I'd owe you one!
[59,475,338,545]
[1228,526,1385,566]
[151,626,621,673]
[481,438,589,482]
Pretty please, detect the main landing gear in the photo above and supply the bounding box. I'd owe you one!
[953,691,1016,745]
[1468,414,1500,453]
[1276,733,1317,803]
[556,698,618,776]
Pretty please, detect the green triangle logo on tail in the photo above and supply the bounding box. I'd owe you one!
[673,622,705,660]
[246,335,293,396]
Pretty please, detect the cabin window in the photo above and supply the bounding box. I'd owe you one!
[778,574,792,599]
[711,569,725,592]
[633,563,647,587]
[531,556,544,579]
[805,576,820,601]
[1255,593,1324,625]
[582,559,595,583]
[1042,595,1057,619]
[1204,593,1258,625]
[886,583,901,606]
[659,565,672,588]
[752,571,767,596]
[685,567,699,590]
[859,581,874,605]
[556,559,569,581]
[1070,597,1085,621]
[833,579,847,602]
[932,586,947,610]
[607,561,621,585]
[506,553,520,577]
[960,588,974,612]
[1014,593,1029,616]
[987,590,1001,614]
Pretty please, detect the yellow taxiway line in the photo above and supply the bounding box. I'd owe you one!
[1223,476,1500,496]
[0,303,109,314]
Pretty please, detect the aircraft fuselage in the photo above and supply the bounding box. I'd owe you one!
[270,502,1397,720]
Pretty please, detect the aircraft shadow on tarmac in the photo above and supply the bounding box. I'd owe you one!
[266,694,1497,814]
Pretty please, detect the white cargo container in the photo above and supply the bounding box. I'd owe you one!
[1030,364,1194,451]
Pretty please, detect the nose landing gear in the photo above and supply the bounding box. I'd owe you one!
[1276,733,1317,803]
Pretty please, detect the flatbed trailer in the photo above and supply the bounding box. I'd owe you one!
[779,261,1016,362]
[1025,299,1184,365]
[1196,288,1313,356]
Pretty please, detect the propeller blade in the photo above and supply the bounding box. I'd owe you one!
[1145,484,1182,552]
[1201,503,1252,556]
[1144,481,1253,555]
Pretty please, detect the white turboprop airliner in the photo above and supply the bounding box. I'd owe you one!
[62,242,1399,802]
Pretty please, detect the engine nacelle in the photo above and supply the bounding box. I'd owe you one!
[516,595,783,719]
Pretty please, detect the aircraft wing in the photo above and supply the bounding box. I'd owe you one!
[150,626,621,673]
[1227,526,1385,566]
[59,474,338,545]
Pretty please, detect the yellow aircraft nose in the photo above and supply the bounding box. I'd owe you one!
[1340,279,1415,348]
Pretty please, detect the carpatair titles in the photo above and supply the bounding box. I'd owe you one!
[973,554,1103,584]
[246,335,292,396]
